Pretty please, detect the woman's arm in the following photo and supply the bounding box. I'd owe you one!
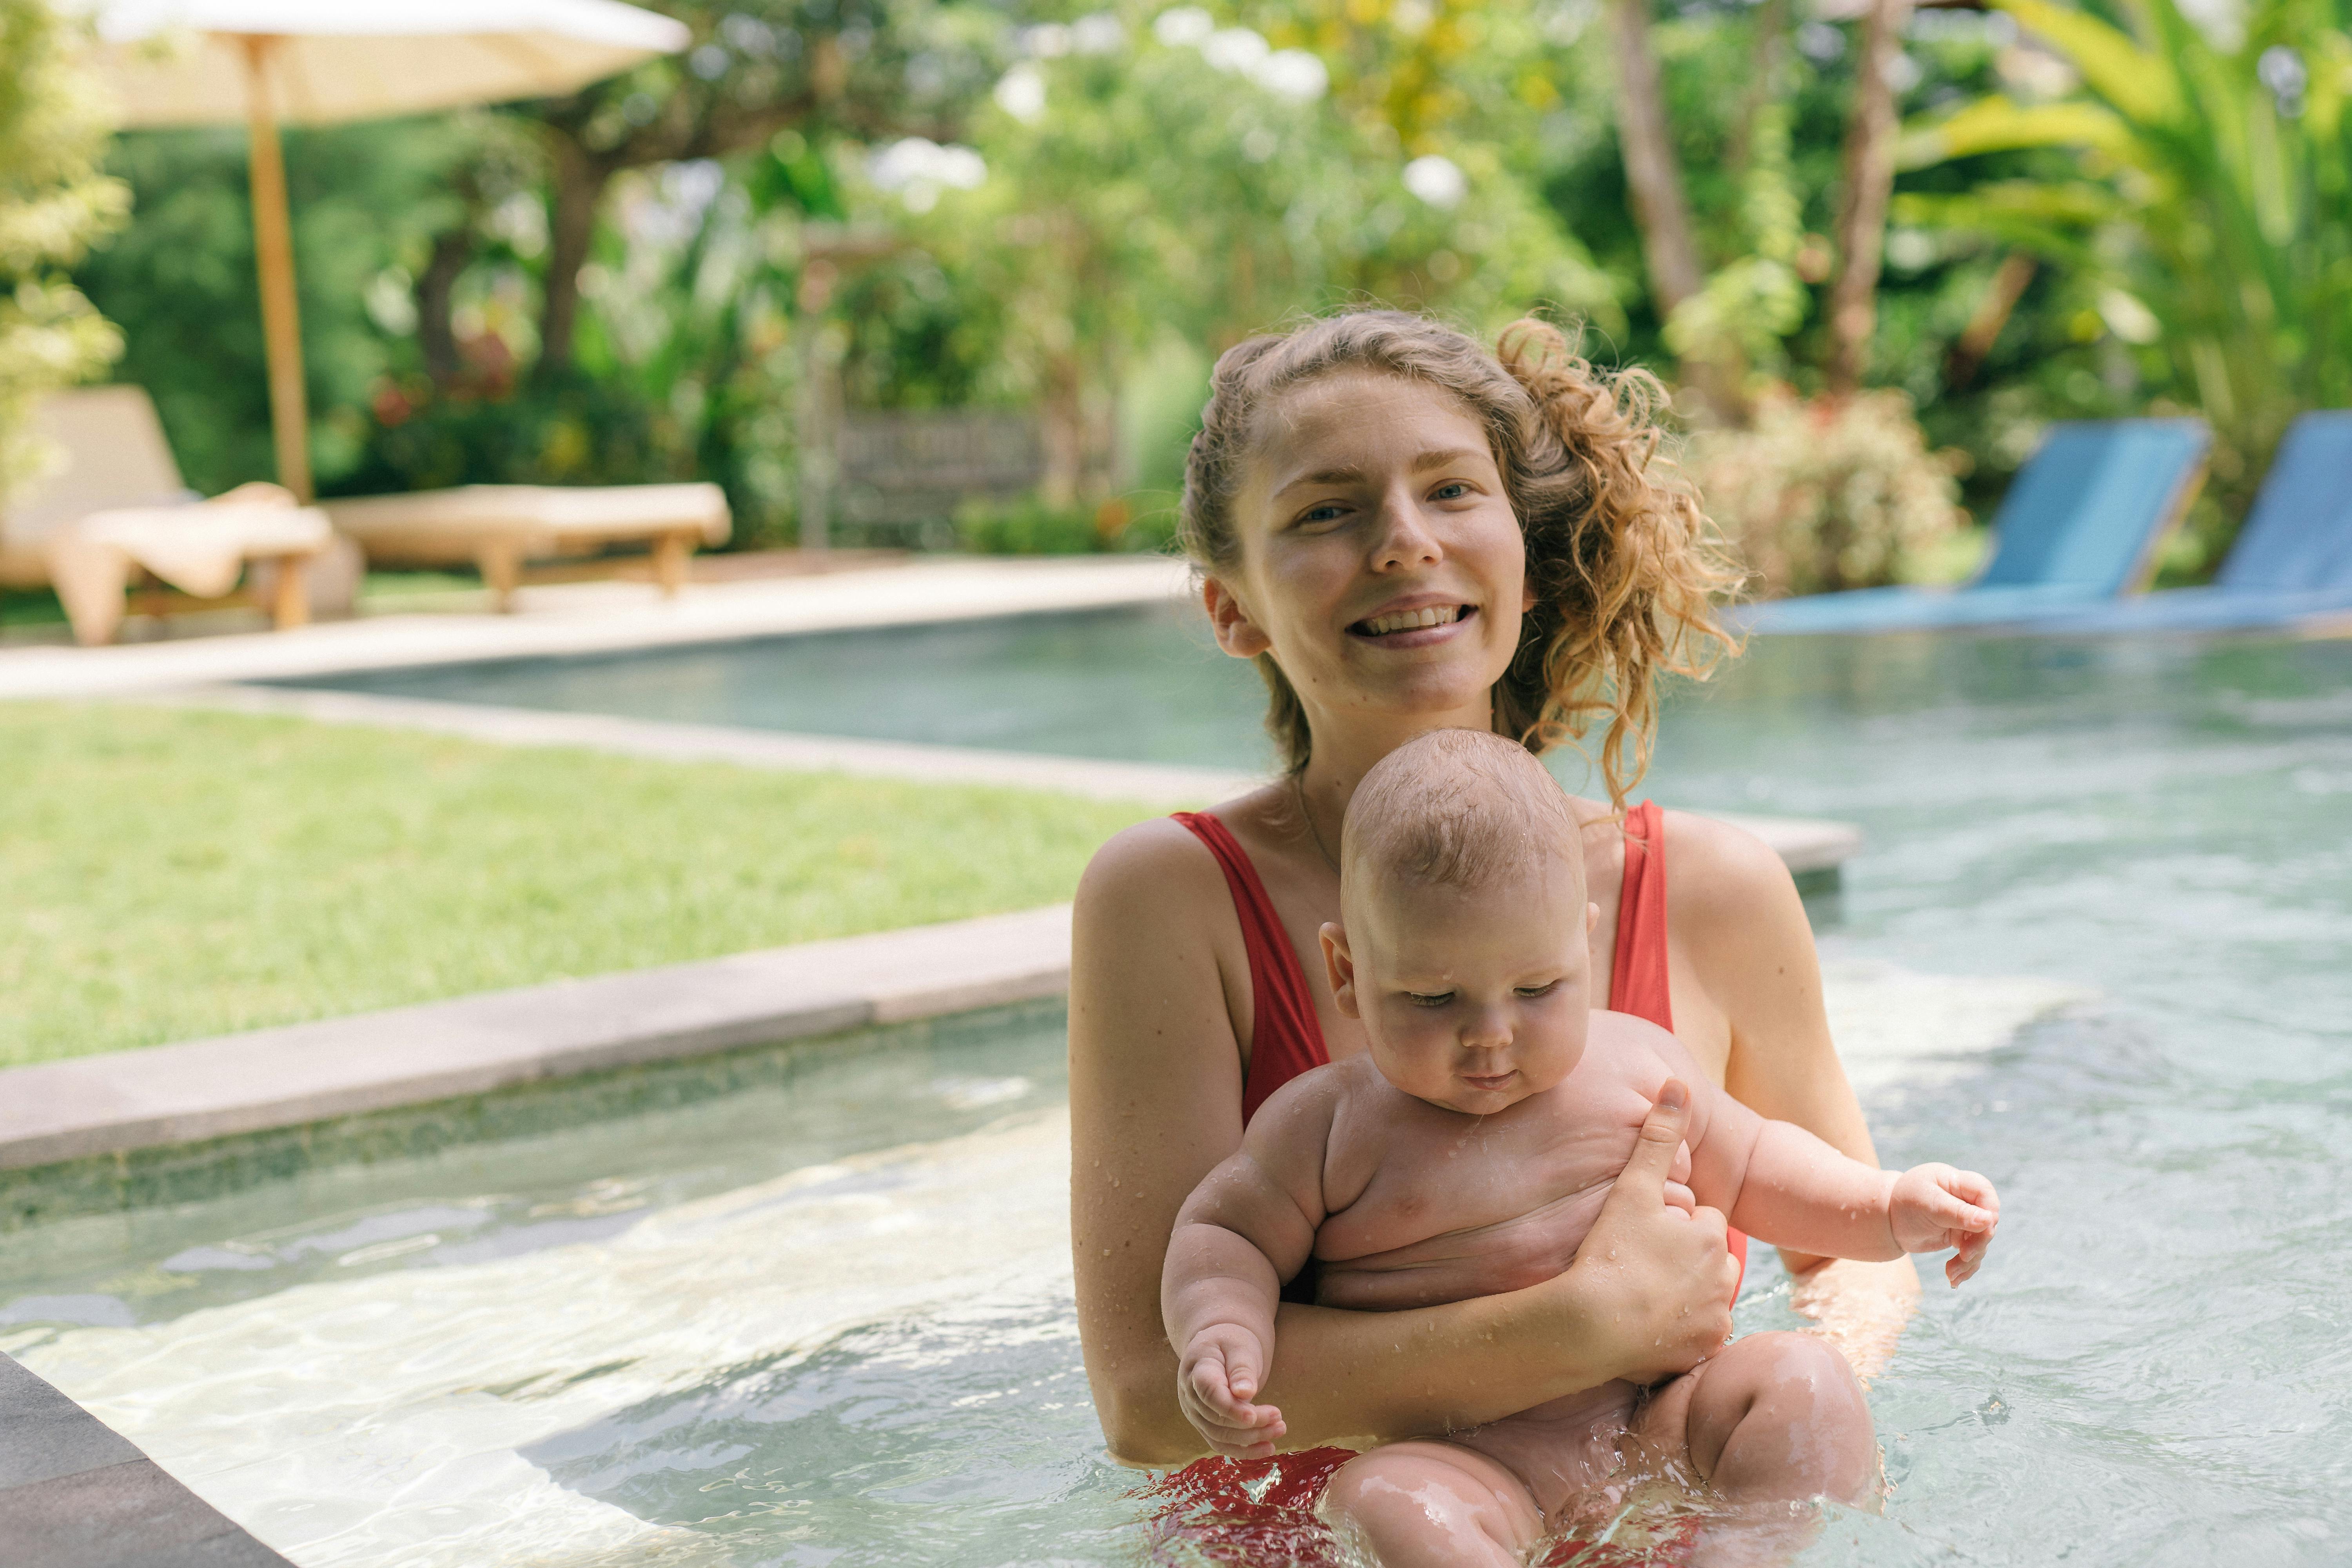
[1073,821,1739,1466]
[1667,813,1922,1377]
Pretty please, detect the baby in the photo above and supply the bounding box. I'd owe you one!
[1160,729,1999,1565]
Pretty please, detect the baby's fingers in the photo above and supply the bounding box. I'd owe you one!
[1945,1225,1995,1286]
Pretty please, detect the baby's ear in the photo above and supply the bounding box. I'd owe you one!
[1319,922,1359,1018]
[1585,900,1600,935]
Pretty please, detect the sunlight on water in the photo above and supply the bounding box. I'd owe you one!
[7,967,2070,1567]
[11,628,2351,1565]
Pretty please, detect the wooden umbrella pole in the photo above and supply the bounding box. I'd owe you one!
[241,34,312,503]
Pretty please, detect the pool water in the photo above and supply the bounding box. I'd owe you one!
[279,604,1277,770]
[9,624,2351,1566]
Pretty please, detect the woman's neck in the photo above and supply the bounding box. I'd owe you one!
[1294,701,1496,863]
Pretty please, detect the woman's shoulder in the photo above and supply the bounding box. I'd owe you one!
[1075,786,1292,913]
[1076,814,1220,907]
[1656,807,1807,941]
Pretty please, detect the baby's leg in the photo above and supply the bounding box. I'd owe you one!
[1635,1330,1877,1505]
[1318,1439,1545,1568]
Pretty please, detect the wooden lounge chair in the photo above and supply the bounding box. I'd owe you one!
[323,482,731,612]
[2013,411,2352,635]
[1740,419,2211,635]
[0,387,338,646]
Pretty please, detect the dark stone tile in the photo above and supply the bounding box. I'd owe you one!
[0,1353,143,1487]
[0,1457,290,1568]
[116,1524,299,1568]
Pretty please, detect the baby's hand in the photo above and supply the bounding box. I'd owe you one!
[1888,1163,2000,1287]
[1177,1323,1285,1460]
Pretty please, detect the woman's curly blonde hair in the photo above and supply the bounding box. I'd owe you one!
[1176,310,1743,809]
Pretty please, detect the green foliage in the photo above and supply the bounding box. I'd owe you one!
[1893,0,2352,562]
[1687,385,1970,595]
[953,490,1180,554]
[0,0,126,504]
[74,120,477,495]
[0,701,1157,1065]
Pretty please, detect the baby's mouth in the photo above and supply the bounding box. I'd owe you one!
[1352,604,1472,638]
[1460,1069,1518,1091]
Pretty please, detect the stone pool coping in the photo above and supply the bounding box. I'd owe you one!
[161,682,1262,805]
[143,685,1867,869]
[0,1353,291,1566]
[0,905,1074,1172]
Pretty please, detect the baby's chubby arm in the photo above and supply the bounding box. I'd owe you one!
[1159,1070,1342,1459]
[1667,1036,2000,1287]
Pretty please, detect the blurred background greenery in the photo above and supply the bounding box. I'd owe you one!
[12,0,2350,588]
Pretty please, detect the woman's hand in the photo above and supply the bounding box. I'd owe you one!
[1553,1080,1739,1385]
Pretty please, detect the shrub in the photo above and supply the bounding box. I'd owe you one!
[0,0,126,503]
[1688,387,1970,598]
[955,492,1176,555]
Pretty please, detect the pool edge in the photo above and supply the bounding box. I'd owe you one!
[0,1352,293,1566]
[0,904,1074,1174]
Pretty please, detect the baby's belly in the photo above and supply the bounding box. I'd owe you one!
[1312,1185,1609,1313]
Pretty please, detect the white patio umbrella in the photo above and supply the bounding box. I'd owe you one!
[77,0,691,501]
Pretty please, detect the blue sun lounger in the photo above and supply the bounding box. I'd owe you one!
[1739,419,2210,635]
[2011,411,2352,635]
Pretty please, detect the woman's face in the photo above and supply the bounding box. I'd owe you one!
[1207,370,1531,740]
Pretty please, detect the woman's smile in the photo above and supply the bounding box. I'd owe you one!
[1351,600,1475,643]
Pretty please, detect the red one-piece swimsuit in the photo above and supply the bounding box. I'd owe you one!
[1149,802,1749,1530]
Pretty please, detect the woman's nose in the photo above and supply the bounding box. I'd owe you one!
[1368,485,1443,571]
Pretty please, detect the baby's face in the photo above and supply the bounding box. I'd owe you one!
[1327,855,1597,1114]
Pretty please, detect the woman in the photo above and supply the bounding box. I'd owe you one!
[1069,312,1916,1484]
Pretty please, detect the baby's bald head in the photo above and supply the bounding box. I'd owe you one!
[1341,729,1584,911]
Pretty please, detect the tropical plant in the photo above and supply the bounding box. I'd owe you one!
[1892,0,2352,553]
[512,0,1005,375]
[1687,382,1969,595]
[0,0,126,503]
[906,6,1613,505]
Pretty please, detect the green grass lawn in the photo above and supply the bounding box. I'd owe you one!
[0,702,1157,1069]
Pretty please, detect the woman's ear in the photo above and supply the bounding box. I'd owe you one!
[1320,922,1360,1018]
[1586,900,1600,934]
[1203,575,1273,659]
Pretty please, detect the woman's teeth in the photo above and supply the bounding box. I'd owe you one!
[1360,605,1465,636]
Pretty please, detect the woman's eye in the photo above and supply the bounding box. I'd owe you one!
[1297,502,1348,526]
[1429,481,1471,501]
[1405,991,1455,1008]
[1514,982,1560,999]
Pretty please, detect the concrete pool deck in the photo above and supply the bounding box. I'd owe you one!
[0,1353,290,1566]
[0,553,1192,699]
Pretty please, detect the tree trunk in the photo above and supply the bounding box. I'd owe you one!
[1944,252,2036,389]
[537,132,612,379]
[414,227,473,392]
[1038,352,1085,510]
[1605,0,1705,316]
[1826,0,1915,395]
[1605,0,1746,419]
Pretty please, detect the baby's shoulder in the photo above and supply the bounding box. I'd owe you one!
[1246,1054,1380,1139]
[1584,1007,1699,1088]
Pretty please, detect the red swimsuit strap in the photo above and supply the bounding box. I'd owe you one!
[1611,799,1674,1032]
[1171,811,1330,1125]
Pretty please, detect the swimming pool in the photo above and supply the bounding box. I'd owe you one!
[9,626,2350,1565]
[276,603,1277,770]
